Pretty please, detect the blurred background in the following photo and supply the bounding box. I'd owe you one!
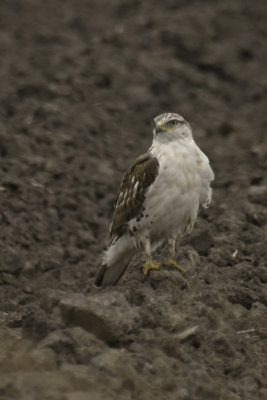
[0,1,266,399]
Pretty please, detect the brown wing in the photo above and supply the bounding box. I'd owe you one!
[110,152,159,239]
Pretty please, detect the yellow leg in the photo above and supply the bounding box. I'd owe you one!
[143,258,162,275]
[167,258,186,274]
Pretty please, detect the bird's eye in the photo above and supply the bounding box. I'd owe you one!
[169,120,178,126]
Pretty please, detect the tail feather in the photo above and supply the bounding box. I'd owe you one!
[95,235,135,287]
[94,264,107,287]
[94,261,131,287]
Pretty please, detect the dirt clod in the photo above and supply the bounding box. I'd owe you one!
[0,1,266,399]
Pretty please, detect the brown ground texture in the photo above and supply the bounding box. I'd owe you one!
[0,1,267,399]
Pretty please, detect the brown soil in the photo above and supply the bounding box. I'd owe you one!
[0,1,266,399]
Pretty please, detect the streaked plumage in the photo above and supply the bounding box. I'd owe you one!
[95,113,214,287]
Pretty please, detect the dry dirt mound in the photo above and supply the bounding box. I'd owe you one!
[0,1,266,399]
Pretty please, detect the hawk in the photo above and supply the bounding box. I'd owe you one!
[95,113,214,287]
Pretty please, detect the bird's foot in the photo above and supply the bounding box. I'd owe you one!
[167,258,186,274]
[143,258,162,275]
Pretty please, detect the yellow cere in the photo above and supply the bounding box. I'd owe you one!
[157,120,168,131]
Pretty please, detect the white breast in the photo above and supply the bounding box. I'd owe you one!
[133,138,213,246]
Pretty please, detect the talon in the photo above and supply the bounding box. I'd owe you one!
[167,258,186,274]
[143,258,162,275]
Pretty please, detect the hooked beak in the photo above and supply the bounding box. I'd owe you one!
[155,121,164,134]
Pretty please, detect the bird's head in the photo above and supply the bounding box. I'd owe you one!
[153,113,192,142]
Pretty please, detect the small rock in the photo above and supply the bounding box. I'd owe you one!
[22,260,37,275]
[23,285,34,294]
[248,185,267,206]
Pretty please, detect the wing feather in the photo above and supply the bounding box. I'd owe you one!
[110,152,159,239]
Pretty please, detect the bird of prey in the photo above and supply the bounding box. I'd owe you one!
[95,112,214,287]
